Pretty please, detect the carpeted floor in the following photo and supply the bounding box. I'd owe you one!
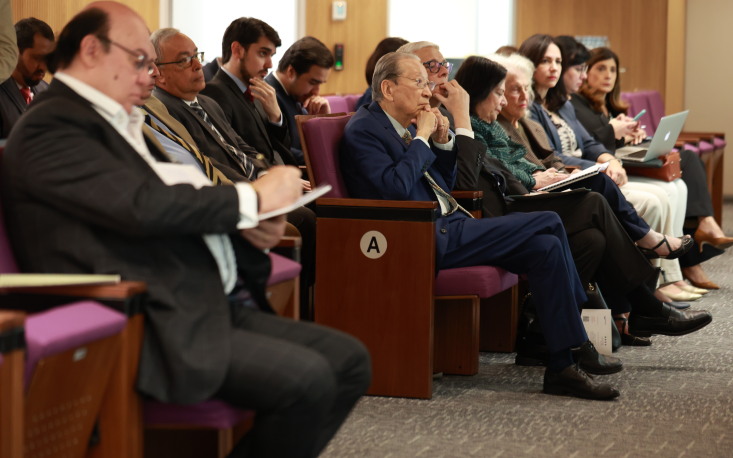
[321,202,733,457]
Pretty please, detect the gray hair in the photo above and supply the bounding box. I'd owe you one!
[371,52,420,102]
[488,52,536,105]
[150,27,180,62]
[396,41,440,55]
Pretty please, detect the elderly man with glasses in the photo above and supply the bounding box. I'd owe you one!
[151,28,269,178]
[340,51,621,400]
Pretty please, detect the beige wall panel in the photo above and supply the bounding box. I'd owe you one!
[686,0,733,196]
[305,0,387,96]
[11,0,159,36]
[515,0,668,101]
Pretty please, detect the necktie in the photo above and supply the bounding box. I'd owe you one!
[244,87,254,102]
[20,86,32,105]
[189,101,256,180]
[402,129,473,218]
[144,113,233,185]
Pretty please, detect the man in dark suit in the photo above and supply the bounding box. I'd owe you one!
[152,27,317,318]
[341,51,620,400]
[1,3,370,457]
[265,36,333,164]
[201,17,297,167]
[0,17,54,138]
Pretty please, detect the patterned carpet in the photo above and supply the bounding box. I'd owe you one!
[322,202,733,457]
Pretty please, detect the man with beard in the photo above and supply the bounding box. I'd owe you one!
[202,17,299,167]
[0,17,54,138]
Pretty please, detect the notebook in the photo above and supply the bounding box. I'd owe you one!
[537,163,608,192]
[615,110,689,163]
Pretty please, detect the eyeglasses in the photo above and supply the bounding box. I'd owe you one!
[156,52,205,69]
[397,76,436,91]
[97,36,156,75]
[422,59,453,75]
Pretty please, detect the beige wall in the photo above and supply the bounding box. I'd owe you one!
[685,0,733,196]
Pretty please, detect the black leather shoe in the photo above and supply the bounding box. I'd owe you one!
[639,234,694,260]
[621,333,652,346]
[571,341,623,375]
[543,365,620,400]
[629,303,712,337]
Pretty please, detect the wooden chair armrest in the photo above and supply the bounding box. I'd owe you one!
[451,190,483,218]
[316,197,440,222]
[678,132,714,142]
[0,281,147,317]
[682,131,725,139]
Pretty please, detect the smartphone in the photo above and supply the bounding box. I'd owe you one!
[632,109,646,122]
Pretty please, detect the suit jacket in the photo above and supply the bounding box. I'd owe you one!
[202,70,297,166]
[529,100,597,168]
[2,79,272,404]
[142,95,244,182]
[570,93,624,153]
[341,102,469,264]
[0,77,48,138]
[265,73,306,164]
[153,87,267,179]
[497,114,566,171]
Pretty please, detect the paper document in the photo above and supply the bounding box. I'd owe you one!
[537,162,609,192]
[0,274,122,288]
[258,185,333,220]
[581,308,612,356]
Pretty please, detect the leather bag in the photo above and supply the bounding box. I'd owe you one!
[624,151,681,182]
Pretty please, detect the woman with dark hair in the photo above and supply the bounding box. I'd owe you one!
[572,46,733,289]
[452,54,705,348]
[354,37,408,108]
[519,34,697,303]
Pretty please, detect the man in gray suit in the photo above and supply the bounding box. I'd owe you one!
[1,3,370,457]
[0,17,54,138]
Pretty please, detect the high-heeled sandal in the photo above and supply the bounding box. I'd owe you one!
[638,235,694,260]
[614,317,652,347]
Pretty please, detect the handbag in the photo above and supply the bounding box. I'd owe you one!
[582,282,622,352]
[624,150,682,182]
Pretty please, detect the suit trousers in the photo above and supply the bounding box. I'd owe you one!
[439,211,588,354]
[507,190,659,307]
[215,307,371,458]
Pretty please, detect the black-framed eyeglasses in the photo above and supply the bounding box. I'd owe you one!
[97,36,156,75]
[156,52,205,69]
[397,75,436,91]
[422,59,453,74]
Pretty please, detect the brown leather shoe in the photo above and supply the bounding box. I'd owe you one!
[694,227,733,253]
[543,365,620,400]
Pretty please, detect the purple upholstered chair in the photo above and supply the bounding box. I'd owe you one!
[344,93,362,112]
[324,95,349,114]
[143,249,302,457]
[296,113,519,399]
[23,302,127,458]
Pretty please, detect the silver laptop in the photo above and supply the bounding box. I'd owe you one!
[616,110,689,162]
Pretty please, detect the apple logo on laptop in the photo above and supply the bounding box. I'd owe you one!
[664,131,671,141]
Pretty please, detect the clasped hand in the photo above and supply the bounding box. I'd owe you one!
[414,106,451,144]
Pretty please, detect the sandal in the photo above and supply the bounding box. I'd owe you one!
[638,235,694,260]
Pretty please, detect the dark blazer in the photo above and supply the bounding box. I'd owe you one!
[0,77,48,138]
[529,100,598,168]
[202,58,220,83]
[202,70,297,166]
[341,102,469,264]
[153,87,267,178]
[2,79,272,404]
[570,93,624,153]
[265,73,306,164]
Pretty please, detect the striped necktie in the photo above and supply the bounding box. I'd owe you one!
[189,101,256,180]
[402,129,473,218]
[144,113,233,185]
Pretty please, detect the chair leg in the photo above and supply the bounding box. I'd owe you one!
[217,429,234,458]
[434,296,480,375]
[480,285,520,352]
